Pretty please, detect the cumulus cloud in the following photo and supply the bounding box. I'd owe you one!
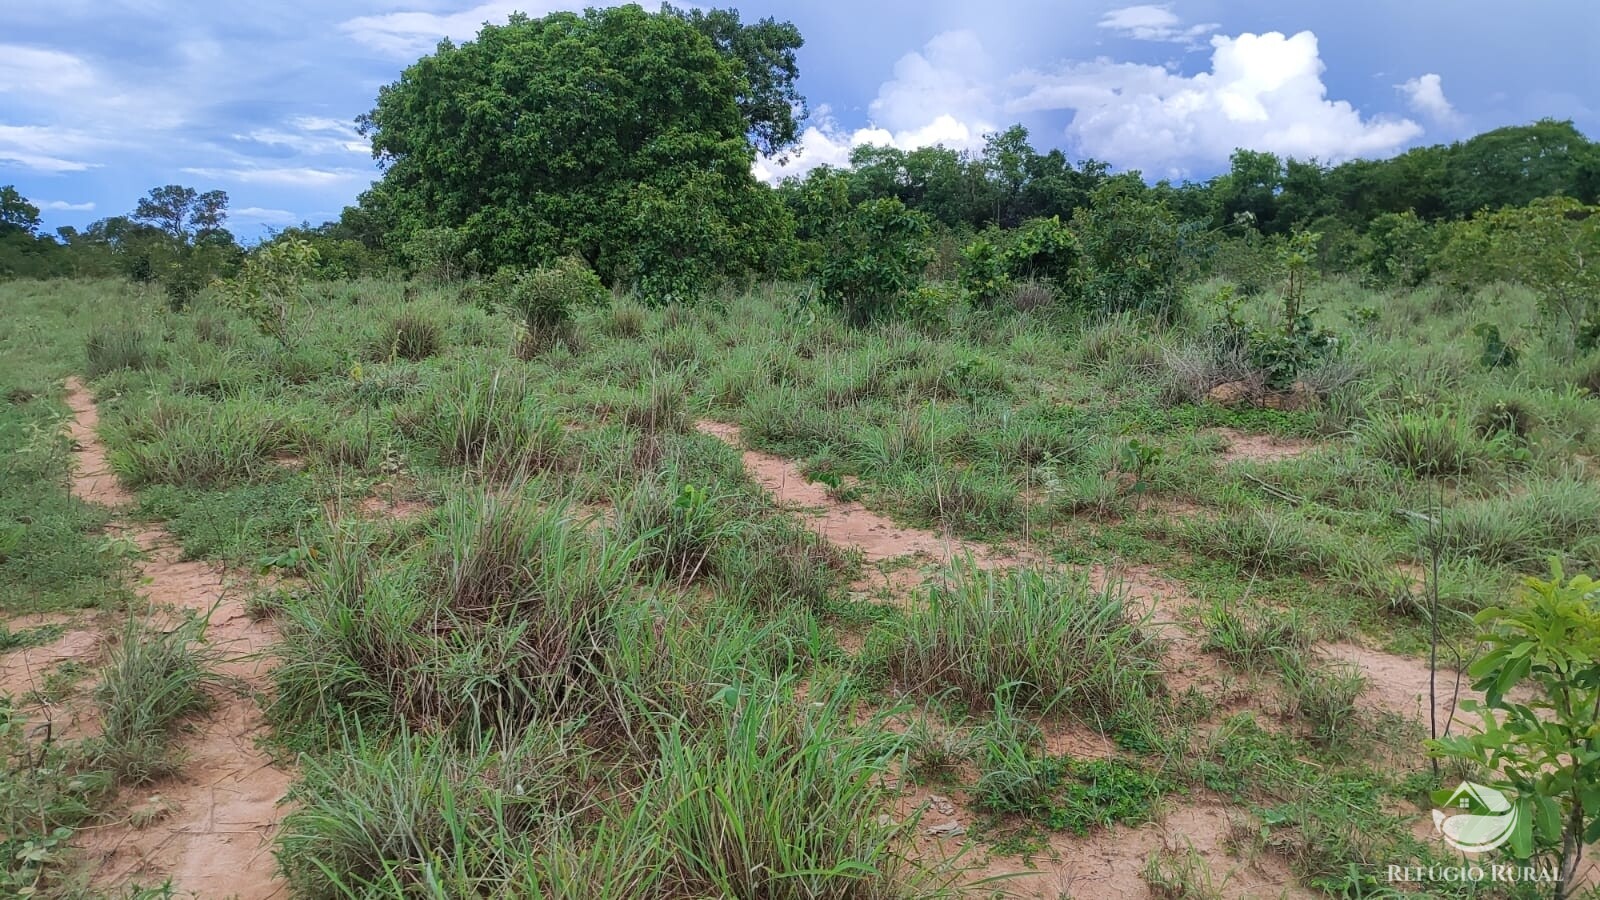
[1398,73,1461,126]
[1097,5,1218,46]
[1011,31,1423,176]
[756,31,999,182]
[340,1,578,56]
[40,199,95,211]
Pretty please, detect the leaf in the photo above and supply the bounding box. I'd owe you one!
[1508,797,1535,858]
[1532,793,1561,841]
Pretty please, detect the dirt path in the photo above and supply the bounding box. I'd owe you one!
[58,378,292,899]
[701,419,1529,896]
[697,420,1037,570]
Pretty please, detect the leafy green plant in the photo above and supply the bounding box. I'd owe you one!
[214,237,319,346]
[974,722,1168,837]
[957,236,1011,306]
[818,198,932,324]
[1428,564,1600,895]
[1472,322,1519,369]
[897,280,963,326]
[490,256,606,334]
[1,704,111,898]
[1071,180,1184,318]
[1205,235,1341,390]
[1003,215,1077,287]
[1118,437,1163,500]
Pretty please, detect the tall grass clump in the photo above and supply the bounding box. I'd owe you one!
[1200,599,1314,671]
[376,310,444,361]
[422,365,566,477]
[426,489,643,733]
[884,563,1164,716]
[902,465,1021,536]
[1181,510,1345,577]
[271,524,423,744]
[1424,476,1600,571]
[276,724,588,898]
[1361,412,1502,479]
[109,397,294,488]
[91,614,220,784]
[84,321,157,377]
[612,474,740,583]
[713,518,855,614]
[275,493,647,744]
[641,680,930,898]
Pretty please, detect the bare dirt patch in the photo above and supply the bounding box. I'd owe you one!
[60,378,292,900]
[697,420,1037,570]
[1211,427,1318,465]
[356,492,432,522]
[0,627,100,699]
[1323,641,1484,731]
[913,801,1314,899]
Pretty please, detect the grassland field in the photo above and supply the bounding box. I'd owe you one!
[2,272,1599,898]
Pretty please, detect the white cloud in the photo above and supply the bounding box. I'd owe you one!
[1098,5,1219,46]
[1398,73,1461,126]
[756,31,999,183]
[181,165,369,188]
[233,116,369,155]
[1011,31,1423,176]
[40,199,95,211]
[868,30,996,136]
[0,125,105,173]
[340,1,577,56]
[231,206,300,224]
[0,44,96,96]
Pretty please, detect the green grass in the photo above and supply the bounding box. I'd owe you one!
[90,613,221,784]
[880,563,1165,720]
[8,272,1598,899]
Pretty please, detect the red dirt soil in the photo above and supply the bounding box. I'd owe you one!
[59,378,292,899]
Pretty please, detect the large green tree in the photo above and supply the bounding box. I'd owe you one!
[358,4,797,297]
[664,3,806,158]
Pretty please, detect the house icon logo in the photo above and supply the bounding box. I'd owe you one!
[1431,782,1518,853]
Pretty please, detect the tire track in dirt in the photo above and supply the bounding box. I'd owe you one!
[699,418,1508,897]
[700,420,1313,897]
[60,378,291,900]
[697,420,1037,570]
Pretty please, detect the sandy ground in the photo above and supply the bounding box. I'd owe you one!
[54,378,292,899]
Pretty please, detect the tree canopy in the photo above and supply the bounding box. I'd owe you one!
[357,3,798,296]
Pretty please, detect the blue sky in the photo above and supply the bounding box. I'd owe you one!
[3,0,1596,239]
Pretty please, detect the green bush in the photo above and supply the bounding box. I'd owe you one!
[491,256,606,333]
[1004,215,1077,287]
[818,198,932,325]
[957,236,1010,306]
[1072,180,1185,318]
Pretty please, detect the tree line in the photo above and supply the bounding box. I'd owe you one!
[3,3,1596,322]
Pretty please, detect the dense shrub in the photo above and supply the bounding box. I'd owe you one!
[818,198,932,325]
[491,256,606,333]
